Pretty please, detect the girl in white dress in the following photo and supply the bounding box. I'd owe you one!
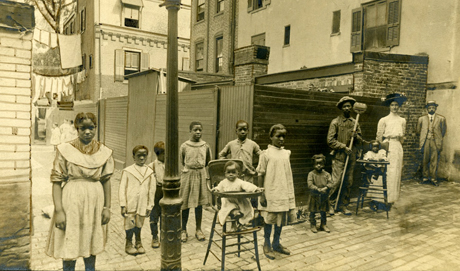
[375,93,407,209]
[46,113,114,271]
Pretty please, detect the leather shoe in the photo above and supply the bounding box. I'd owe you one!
[329,205,335,216]
[263,243,275,260]
[341,207,352,216]
[151,236,160,248]
[195,230,205,241]
[319,224,330,233]
[181,230,188,243]
[310,224,317,233]
[273,244,291,255]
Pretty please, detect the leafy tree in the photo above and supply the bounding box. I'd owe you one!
[25,0,76,33]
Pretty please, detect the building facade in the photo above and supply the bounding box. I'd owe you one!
[74,0,191,100]
[190,0,239,74]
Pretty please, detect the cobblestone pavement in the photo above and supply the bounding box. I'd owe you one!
[30,145,460,271]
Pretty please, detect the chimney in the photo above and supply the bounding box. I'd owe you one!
[233,45,270,85]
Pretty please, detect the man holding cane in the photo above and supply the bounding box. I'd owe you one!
[327,96,362,215]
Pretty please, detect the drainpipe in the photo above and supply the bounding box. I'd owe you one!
[229,0,236,75]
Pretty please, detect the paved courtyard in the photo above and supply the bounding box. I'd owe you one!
[30,144,460,271]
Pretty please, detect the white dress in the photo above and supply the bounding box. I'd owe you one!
[376,112,406,203]
[215,178,258,225]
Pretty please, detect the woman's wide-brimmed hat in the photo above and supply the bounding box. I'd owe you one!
[336,96,356,109]
[425,100,438,107]
[382,93,407,106]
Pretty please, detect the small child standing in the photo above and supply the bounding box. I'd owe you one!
[50,122,61,150]
[119,145,156,255]
[180,121,212,242]
[363,141,388,211]
[307,154,333,233]
[148,141,165,249]
[211,161,263,231]
[218,120,262,184]
[257,124,296,260]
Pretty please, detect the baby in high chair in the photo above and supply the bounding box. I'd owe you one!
[211,161,264,231]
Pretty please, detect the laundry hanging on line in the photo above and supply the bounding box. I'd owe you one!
[31,70,87,103]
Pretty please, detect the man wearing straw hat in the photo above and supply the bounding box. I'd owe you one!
[327,96,362,215]
[417,101,447,186]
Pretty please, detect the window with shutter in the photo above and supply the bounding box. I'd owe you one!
[351,0,401,52]
[124,51,141,78]
[350,8,362,52]
[114,50,125,82]
[141,52,149,71]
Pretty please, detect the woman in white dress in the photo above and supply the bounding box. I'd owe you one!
[372,93,407,210]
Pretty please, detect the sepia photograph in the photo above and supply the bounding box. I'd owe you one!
[1,0,459,270]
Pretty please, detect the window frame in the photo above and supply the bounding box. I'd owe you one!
[123,5,140,29]
[197,0,205,22]
[331,10,341,35]
[251,32,266,46]
[124,50,141,77]
[217,0,224,13]
[195,41,204,72]
[215,36,223,73]
[284,25,290,46]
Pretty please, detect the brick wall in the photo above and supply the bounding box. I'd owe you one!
[0,1,35,269]
[354,52,429,181]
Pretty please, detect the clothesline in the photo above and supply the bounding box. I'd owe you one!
[32,70,86,103]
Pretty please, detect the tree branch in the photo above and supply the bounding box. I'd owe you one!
[33,0,57,30]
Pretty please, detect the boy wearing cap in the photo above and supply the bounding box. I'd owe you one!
[327,96,362,215]
[417,101,447,186]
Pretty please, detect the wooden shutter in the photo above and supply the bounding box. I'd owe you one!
[247,0,253,12]
[141,52,149,71]
[350,8,362,52]
[386,0,401,46]
[114,49,124,81]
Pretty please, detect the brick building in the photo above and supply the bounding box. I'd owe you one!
[0,1,35,269]
[73,0,192,100]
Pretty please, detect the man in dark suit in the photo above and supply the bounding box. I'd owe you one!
[416,101,447,186]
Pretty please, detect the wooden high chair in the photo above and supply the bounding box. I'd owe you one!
[203,159,263,271]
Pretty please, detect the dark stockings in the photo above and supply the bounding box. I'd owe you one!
[181,206,203,231]
[63,260,76,271]
[83,255,96,271]
[273,225,282,248]
[126,229,134,242]
[133,227,141,243]
[264,224,272,247]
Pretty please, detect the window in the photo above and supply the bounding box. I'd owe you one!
[284,25,290,46]
[114,50,149,81]
[350,0,401,52]
[197,0,205,22]
[80,8,86,33]
[195,42,204,71]
[251,33,265,46]
[81,54,86,70]
[248,0,264,12]
[217,0,224,13]
[89,55,93,69]
[332,10,340,34]
[215,36,223,72]
[124,51,140,77]
[124,5,140,28]
[182,57,190,71]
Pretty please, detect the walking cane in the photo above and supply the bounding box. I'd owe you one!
[334,102,367,211]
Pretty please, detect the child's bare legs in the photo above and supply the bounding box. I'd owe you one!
[83,255,96,271]
[195,206,205,241]
[263,224,275,259]
[272,225,290,255]
[63,260,76,271]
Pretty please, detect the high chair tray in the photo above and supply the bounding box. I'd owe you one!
[213,191,263,198]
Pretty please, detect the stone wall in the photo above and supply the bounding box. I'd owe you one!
[354,52,429,181]
[0,1,35,269]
